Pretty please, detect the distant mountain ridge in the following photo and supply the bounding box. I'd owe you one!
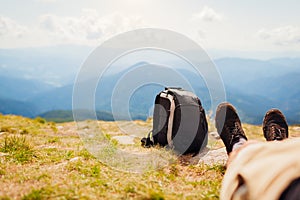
[0,75,54,101]
[0,97,37,117]
[0,45,299,124]
[0,45,93,86]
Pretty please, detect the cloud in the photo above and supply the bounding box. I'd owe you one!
[39,12,104,42]
[38,9,145,45]
[257,26,300,46]
[0,10,145,48]
[0,15,28,38]
[192,6,223,22]
[35,0,57,3]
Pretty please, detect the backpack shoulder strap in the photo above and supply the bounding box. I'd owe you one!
[165,94,175,149]
[158,91,175,149]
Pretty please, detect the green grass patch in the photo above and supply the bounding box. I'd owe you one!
[34,117,47,124]
[0,196,11,200]
[0,135,34,163]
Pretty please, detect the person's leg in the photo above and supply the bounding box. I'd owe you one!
[215,102,248,154]
[263,109,299,199]
[263,109,288,141]
[280,177,300,200]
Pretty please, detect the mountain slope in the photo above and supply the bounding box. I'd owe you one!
[0,97,37,117]
[0,45,92,86]
[0,75,55,101]
[28,85,73,113]
[1,53,300,124]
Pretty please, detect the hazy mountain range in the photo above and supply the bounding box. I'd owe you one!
[0,45,300,124]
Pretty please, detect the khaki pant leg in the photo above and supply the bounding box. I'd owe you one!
[221,139,300,200]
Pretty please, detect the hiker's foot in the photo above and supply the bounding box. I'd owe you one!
[263,109,288,141]
[215,102,248,154]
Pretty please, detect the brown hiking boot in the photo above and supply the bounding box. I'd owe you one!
[263,109,288,141]
[215,102,247,154]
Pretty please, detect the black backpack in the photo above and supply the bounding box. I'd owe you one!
[141,87,208,155]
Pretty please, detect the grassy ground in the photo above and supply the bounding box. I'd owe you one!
[0,114,299,200]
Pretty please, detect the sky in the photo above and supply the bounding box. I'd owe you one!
[1,0,300,58]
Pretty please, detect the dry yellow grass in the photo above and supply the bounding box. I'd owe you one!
[0,114,299,199]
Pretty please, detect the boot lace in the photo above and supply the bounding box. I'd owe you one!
[226,121,244,145]
[269,124,286,140]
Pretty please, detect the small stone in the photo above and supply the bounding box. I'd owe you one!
[198,147,227,165]
[70,157,80,162]
[0,152,9,157]
[112,135,135,145]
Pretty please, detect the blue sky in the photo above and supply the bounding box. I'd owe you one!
[0,0,300,58]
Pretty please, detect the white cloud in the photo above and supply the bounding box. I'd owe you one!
[192,6,223,22]
[197,29,206,39]
[38,12,104,42]
[257,26,300,46]
[38,9,145,45]
[0,10,145,48]
[35,0,57,3]
[0,15,28,38]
